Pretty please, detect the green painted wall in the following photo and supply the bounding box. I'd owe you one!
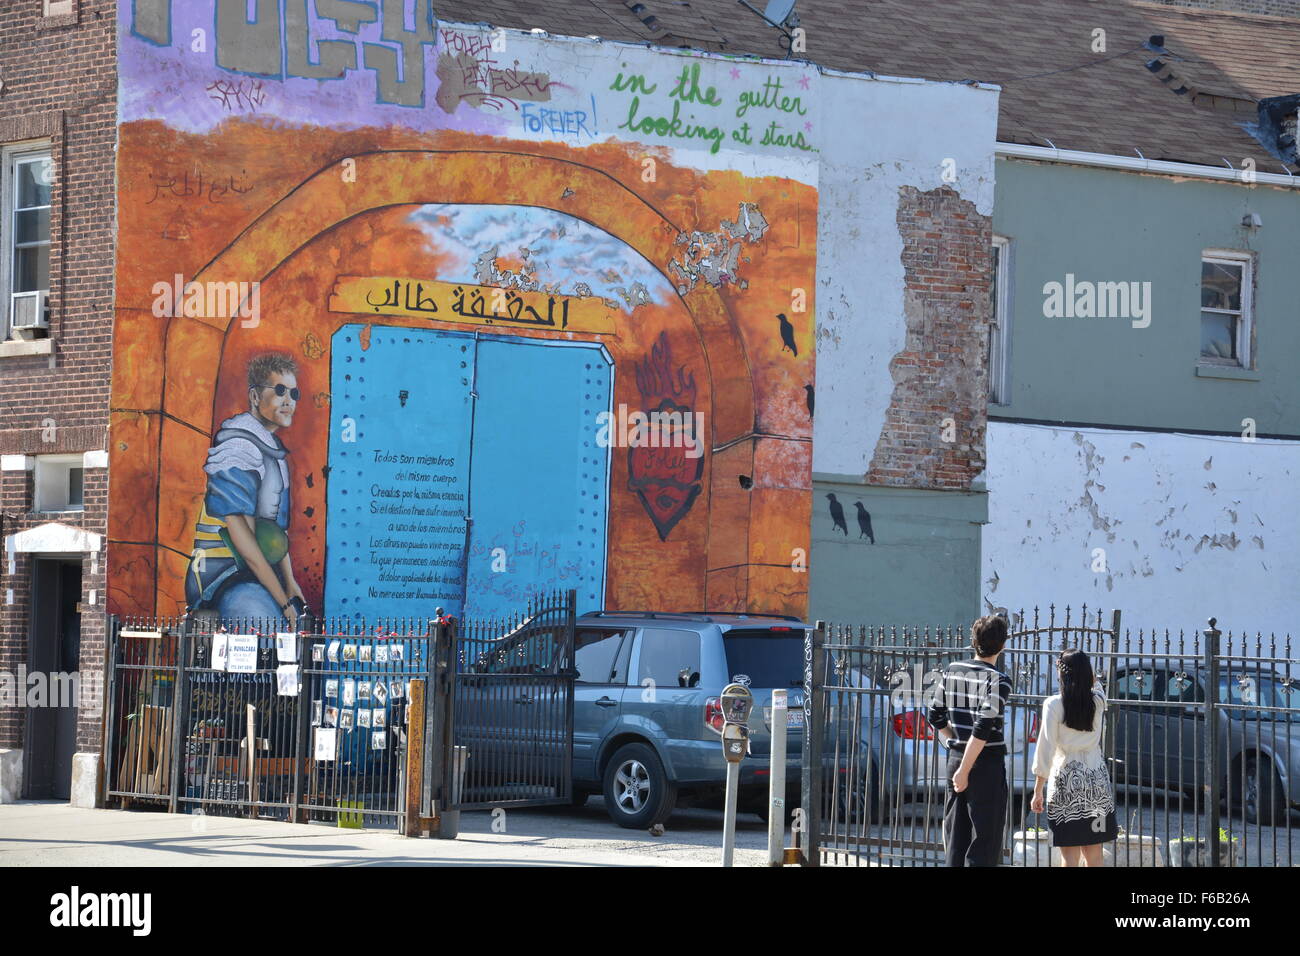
[809,480,987,626]
[992,159,1300,436]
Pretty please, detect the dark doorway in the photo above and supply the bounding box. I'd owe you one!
[24,559,81,799]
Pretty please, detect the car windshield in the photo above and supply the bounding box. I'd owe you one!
[466,625,559,674]
[1219,674,1299,721]
[723,629,806,689]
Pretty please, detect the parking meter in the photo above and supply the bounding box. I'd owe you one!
[719,683,753,866]
[720,682,753,726]
[722,723,749,763]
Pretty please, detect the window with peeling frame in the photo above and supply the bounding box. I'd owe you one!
[1200,252,1253,368]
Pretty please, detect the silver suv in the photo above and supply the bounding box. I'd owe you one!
[571,611,809,828]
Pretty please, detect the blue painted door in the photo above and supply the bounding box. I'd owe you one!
[464,337,611,621]
[326,326,611,622]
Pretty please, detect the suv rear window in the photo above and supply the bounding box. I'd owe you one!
[724,628,805,689]
[637,629,701,688]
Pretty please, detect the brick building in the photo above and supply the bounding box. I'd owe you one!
[0,0,115,802]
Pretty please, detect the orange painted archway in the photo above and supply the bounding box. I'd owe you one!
[110,148,793,617]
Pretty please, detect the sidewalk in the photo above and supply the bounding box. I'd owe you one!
[0,803,681,867]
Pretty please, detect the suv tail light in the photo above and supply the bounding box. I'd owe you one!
[1027,712,1040,743]
[705,697,724,735]
[892,710,934,740]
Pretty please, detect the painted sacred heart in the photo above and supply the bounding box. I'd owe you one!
[627,400,704,541]
[627,332,705,541]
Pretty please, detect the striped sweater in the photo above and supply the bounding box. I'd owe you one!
[926,659,1013,752]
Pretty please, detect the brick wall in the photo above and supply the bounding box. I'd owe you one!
[1153,0,1300,18]
[866,185,990,490]
[0,0,116,756]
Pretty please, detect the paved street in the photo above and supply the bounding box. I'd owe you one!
[4,793,1295,867]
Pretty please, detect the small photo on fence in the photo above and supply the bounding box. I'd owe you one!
[312,643,324,663]
[373,682,388,706]
[359,644,373,663]
[277,664,300,697]
[325,679,338,699]
[276,632,298,663]
[389,681,404,700]
[342,643,358,662]
[389,644,404,662]
[340,708,355,731]
[343,679,356,706]
[358,681,371,701]
[372,708,386,728]
[314,728,337,762]
[371,730,386,751]
[357,708,371,728]
[327,641,340,662]
[312,700,322,726]
[375,646,390,664]
[324,705,338,728]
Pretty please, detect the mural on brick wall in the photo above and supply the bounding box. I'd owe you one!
[110,1,818,623]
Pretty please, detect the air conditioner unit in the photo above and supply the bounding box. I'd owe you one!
[10,290,48,334]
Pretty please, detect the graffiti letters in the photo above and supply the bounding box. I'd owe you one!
[206,78,268,112]
[435,28,562,114]
[147,167,253,205]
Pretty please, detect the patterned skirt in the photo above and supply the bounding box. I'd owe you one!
[1046,758,1119,847]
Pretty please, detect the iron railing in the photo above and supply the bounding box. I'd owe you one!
[105,589,577,827]
[804,607,1297,867]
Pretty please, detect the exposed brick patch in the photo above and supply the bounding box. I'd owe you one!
[866,185,990,491]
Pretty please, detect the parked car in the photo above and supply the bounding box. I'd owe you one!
[456,610,810,828]
[1109,659,1299,825]
[828,652,1040,819]
[571,611,808,828]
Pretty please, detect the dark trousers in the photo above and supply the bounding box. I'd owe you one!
[943,749,1008,867]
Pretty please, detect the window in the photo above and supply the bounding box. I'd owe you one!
[1220,673,1299,721]
[574,628,629,684]
[45,1,75,16]
[2,145,53,341]
[723,628,805,689]
[1200,252,1253,367]
[1163,670,1204,704]
[34,454,84,512]
[988,235,1012,404]
[1114,668,1161,706]
[636,629,701,689]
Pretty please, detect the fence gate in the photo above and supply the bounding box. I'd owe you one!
[423,589,576,814]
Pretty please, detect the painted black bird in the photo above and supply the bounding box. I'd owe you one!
[778,313,798,356]
[826,493,847,535]
[854,501,875,543]
[804,383,814,419]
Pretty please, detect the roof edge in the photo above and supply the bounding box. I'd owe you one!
[997,142,1299,188]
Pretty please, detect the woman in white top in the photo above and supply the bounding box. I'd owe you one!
[1030,648,1118,866]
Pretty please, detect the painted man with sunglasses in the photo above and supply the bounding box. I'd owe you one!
[185,353,306,627]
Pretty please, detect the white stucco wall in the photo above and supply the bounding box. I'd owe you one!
[983,421,1300,640]
[812,74,999,477]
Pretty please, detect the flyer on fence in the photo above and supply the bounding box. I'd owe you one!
[227,636,259,673]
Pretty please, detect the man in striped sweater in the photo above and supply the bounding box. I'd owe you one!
[927,614,1013,867]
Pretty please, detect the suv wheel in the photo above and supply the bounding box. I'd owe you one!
[603,743,677,829]
[1243,757,1286,826]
